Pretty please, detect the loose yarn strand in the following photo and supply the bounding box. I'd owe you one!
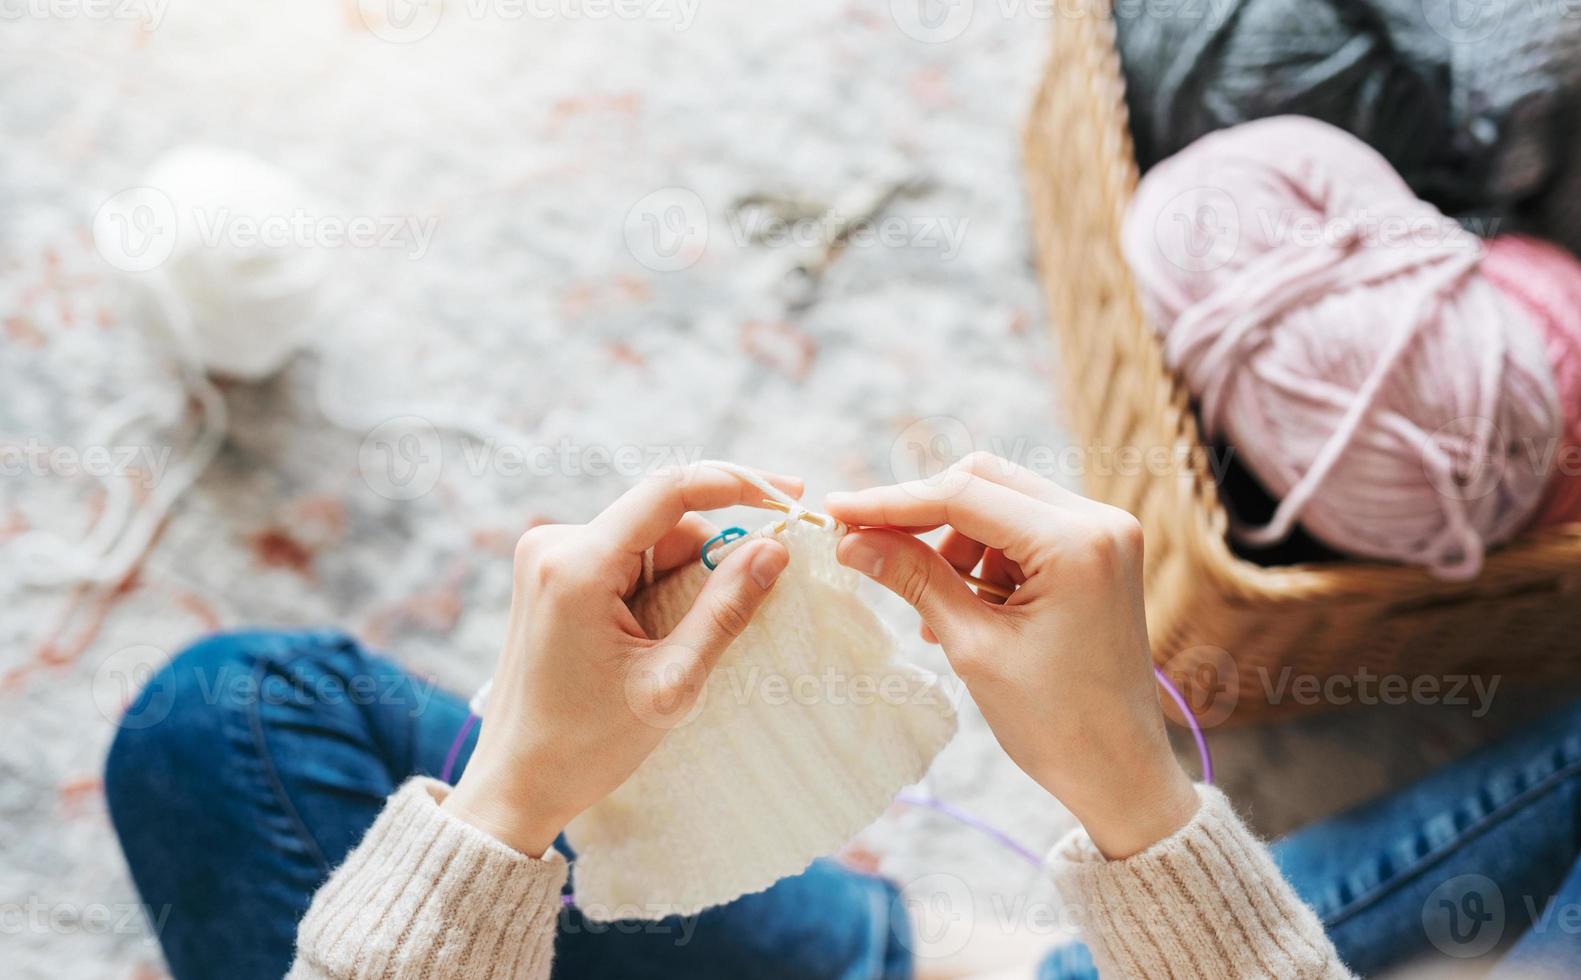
[313,342,549,460]
[1236,252,1477,550]
[693,459,813,526]
[12,271,229,587]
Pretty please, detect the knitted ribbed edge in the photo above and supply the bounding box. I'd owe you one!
[287,778,567,980]
[1047,785,1354,980]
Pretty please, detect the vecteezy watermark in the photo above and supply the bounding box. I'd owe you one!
[624,186,968,273]
[1415,873,1581,962]
[892,870,1219,958]
[447,436,705,482]
[889,416,976,498]
[1421,416,1513,505]
[557,904,702,942]
[185,206,435,259]
[0,897,171,941]
[91,186,179,273]
[1423,874,1505,958]
[0,0,168,29]
[190,665,441,716]
[1519,436,1581,485]
[1158,644,1240,728]
[725,204,969,262]
[1262,209,1489,251]
[358,416,446,501]
[1418,0,1508,45]
[355,0,699,43]
[889,0,975,43]
[1421,419,1581,505]
[624,188,710,273]
[892,872,977,956]
[1261,667,1500,717]
[355,418,709,501]
[1431,0,1581,44]
[466,0,700,29]
[93,645,174,730]
[885,416,1237,498]
[2,438,171,490]
[92,187,436,273]
[1153,186,1241,274]
[624,646,710,731]
[625,657,965,731]
[1430,882,1581,959]
[92,644,443,728]
[1147,186,1495,275]
[889,0,1234,43]
[354,0,443,42]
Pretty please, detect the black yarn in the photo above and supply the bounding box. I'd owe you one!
[1113,0,1581,251]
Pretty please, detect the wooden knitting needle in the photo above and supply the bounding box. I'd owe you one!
[758,498,1015,600]
[757,497,831,529]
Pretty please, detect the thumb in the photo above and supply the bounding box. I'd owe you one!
[663,537,790,675]
[836,529,989,648]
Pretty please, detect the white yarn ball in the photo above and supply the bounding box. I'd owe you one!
[129,146,330,380]
[30,148,329,583]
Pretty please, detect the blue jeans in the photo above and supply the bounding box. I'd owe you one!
[105,630,910,980]
[1042,698,1581,979]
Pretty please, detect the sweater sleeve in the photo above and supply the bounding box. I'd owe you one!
[1047,784,1354,979]
[287,777,567,980]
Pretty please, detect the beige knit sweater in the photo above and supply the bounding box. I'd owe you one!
[287,779,1354,979]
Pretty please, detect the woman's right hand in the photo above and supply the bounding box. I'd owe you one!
[826,453,1199,859]
[444,466,795,857]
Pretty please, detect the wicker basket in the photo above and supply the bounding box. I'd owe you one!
[1021,1,1581,725]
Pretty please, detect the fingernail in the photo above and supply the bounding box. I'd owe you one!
[748,543,789,590]
[838,536,884,577]
[824,491,854,510]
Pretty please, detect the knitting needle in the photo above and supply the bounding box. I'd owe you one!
[757,497,831,529]
[757,499,1015,600]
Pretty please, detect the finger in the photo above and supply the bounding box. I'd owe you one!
[594,466,803,555]
[622,513,720,599]
[661,538,790,675]
[954,451,1110,516]
[978,547,1023,605]
[938,527,986,575]
[836,529,992,649]
[920,622,940,645]
[982,547,1026,585]
[649,513,719,573]
[825,475,1070,562]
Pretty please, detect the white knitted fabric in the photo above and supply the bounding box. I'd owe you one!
[564,516,957,921]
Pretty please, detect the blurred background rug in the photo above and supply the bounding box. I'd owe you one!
[0,3,1542,976]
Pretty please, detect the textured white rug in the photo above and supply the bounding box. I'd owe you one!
[0,3,1545,978]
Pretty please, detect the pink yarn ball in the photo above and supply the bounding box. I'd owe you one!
[1482,235,1581,528]
[1123,117,1560,579]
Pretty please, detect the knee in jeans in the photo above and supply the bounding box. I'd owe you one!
[103,629,359,811]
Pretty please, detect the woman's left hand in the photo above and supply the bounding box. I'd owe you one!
[443,466,798,856]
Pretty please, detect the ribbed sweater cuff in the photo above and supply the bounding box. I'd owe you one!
[1048,785,1352,980]
[289,777,567,980]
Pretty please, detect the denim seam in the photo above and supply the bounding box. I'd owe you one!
[1323,750,1581,928]
[215,683,325,875]
[242,641,334,874]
